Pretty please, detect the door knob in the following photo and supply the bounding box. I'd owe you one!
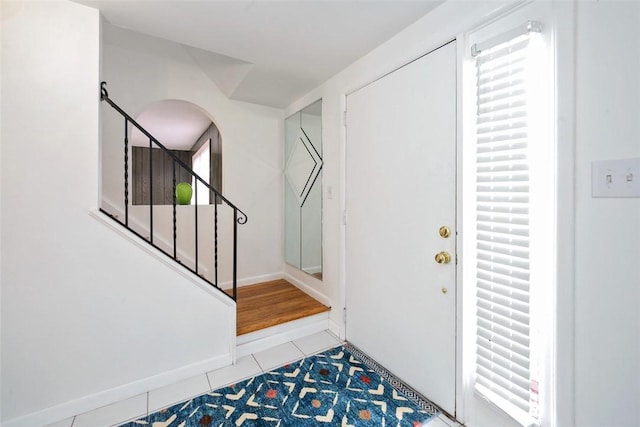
[435,251,451,264]
[439,226,451,238]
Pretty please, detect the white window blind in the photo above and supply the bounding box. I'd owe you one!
[473,24,540,425]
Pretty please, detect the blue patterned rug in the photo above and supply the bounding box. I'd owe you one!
[121,344,440,426]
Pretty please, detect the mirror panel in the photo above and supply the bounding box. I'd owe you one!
[284,99,322,279]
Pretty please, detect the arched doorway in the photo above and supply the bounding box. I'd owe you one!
[130,99,222,206]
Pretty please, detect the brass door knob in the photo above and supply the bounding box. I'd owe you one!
[439,226,451,238]
[435,251,452,264]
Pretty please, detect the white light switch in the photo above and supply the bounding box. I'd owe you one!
[591,157,640,198]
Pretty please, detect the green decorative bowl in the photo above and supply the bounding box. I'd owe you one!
[175,182,193,205]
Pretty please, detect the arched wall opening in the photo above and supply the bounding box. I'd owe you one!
[128,99,223,206]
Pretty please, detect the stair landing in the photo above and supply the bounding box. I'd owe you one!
[232,279,330,336]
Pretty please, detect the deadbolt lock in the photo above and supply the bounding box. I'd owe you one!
[439,226,451,238]
[435,251,452,264]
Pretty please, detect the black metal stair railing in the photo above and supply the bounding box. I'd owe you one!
[99,81,247,301]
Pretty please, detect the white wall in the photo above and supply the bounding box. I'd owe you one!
[285,1,640,426]
[101,23,284,285]
[574,2,640,426]
[0,2,235,425]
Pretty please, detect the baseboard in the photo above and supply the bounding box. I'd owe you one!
[2,353,233,427]
[221,272,283,289]
[283,273,331,307]
[236,313,330,358]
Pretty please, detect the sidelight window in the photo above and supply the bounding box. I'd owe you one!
[467,15,554,427]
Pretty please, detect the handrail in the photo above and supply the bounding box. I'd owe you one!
[99,81,246,301]
[100,82,247,224]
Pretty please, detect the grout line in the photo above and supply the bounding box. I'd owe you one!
[290,340,305,355]
[205,371,214,392]
[257,354,307,374]
[298,338,344,358]
[326,330,342,342]
[250,352,265,373]
[211,374,258,392]
[207,355,263,392]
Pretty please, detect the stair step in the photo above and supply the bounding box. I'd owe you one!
[236,312,330,358]
[234,279,330,336]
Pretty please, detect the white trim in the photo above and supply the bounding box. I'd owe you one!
[460,19,479,427]
[550,2,576,426]
[221,272,284,289]
[454,32,467,425]
[2,353,232,427]
[236,313,330,357]
[338,91,348,342]
[284,272,332,307]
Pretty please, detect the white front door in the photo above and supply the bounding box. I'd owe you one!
[345,41,457,415]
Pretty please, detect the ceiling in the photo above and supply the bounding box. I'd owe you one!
[76,0,443,108]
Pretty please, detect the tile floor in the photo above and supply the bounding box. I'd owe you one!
[45,330,461,427]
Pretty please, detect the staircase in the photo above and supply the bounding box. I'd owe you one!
[99,82,331,345]
[99,82,246,300]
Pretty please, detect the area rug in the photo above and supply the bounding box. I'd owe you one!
[121,344,440,426]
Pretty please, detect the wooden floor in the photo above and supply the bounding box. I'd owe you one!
[230,279,330,336]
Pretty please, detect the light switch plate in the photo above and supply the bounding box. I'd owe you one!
[591,157,640,198]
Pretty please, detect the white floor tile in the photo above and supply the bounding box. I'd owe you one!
[252,341,305,372]
[426,416,452,426]
[73,393,147,427]
[434,414,461,426]
[293,330,342,355]
[207,354,262,391]
[148,374,211,413]
[44,417,74,427]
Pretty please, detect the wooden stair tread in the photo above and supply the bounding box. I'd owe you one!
[229,279,330,336]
